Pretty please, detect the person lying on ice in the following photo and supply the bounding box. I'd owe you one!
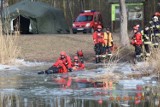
[38,51,73,74]
[71,56,85,71]
[38,60,68,74]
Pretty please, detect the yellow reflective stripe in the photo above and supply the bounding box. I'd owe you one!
[141,30,144,35]
[101,55,106,58]
[144,42,152,44]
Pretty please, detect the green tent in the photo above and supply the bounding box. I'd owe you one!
[2,0,70,34]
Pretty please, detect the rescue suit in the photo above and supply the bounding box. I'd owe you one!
[72,56,85,71]
[38,60,67,74]
[54,51,72,72]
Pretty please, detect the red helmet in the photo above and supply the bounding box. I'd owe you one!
[97,25,102,29]
[60,51,66,56]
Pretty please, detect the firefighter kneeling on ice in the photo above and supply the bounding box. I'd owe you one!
[131,26,143,61]
[92,25,106,63]
[38,51,72,74]
[72,56,85,71]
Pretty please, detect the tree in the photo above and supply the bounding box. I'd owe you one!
[119,0,130,47]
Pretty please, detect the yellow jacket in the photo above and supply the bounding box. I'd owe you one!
[104,32,113,46]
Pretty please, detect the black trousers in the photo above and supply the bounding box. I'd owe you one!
[152,35,159,47]
[144,44,150,54]
[38,66,59,74]
[94,43,106,55]
[135,45,142,56]
[105,46,112,54]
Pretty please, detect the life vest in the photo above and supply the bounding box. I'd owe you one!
[104,32,113,46]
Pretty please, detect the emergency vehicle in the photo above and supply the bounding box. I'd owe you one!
[72,10,103,34]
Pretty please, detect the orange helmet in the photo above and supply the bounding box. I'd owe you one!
[74,56,79,60]
[97,25,102,29]
[60,51,66,56]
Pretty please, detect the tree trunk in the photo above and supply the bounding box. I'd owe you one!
[119,0,130,47]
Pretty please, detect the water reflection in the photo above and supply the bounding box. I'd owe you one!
[0,66,160,107]
[0,88,160,107]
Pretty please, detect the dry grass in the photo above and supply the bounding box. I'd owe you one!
[17,34,94,62]
[17,33,121,63]
[149,48,160,77]
[0,23,21,64]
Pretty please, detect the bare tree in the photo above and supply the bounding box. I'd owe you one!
[119,0,130,47]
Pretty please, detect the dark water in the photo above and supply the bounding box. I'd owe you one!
[0,66,160,107]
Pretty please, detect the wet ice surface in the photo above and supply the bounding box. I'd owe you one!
[0,60,159,107]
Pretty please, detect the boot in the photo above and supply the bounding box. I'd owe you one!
[38,70,45,74]
[96,57,100,63]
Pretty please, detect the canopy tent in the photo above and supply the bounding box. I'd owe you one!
[2,0,70,34]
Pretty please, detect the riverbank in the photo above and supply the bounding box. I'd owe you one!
[17,33,122,63]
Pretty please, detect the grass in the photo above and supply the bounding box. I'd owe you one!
[16,32,121,63]
[0,22,21,64]
[149,47,160,78]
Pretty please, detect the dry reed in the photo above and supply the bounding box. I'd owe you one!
[0,21,21,64]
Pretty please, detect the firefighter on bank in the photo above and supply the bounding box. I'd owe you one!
[104,28,113,56]
[149,15,160,48]
[92,25,106,63]
[142,26,152,57]
[131,26,143,61]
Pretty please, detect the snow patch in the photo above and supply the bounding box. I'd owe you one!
[14,59,50,67]
[0,64,20,71]
[118,79,145,89]
[0,59,51,71]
